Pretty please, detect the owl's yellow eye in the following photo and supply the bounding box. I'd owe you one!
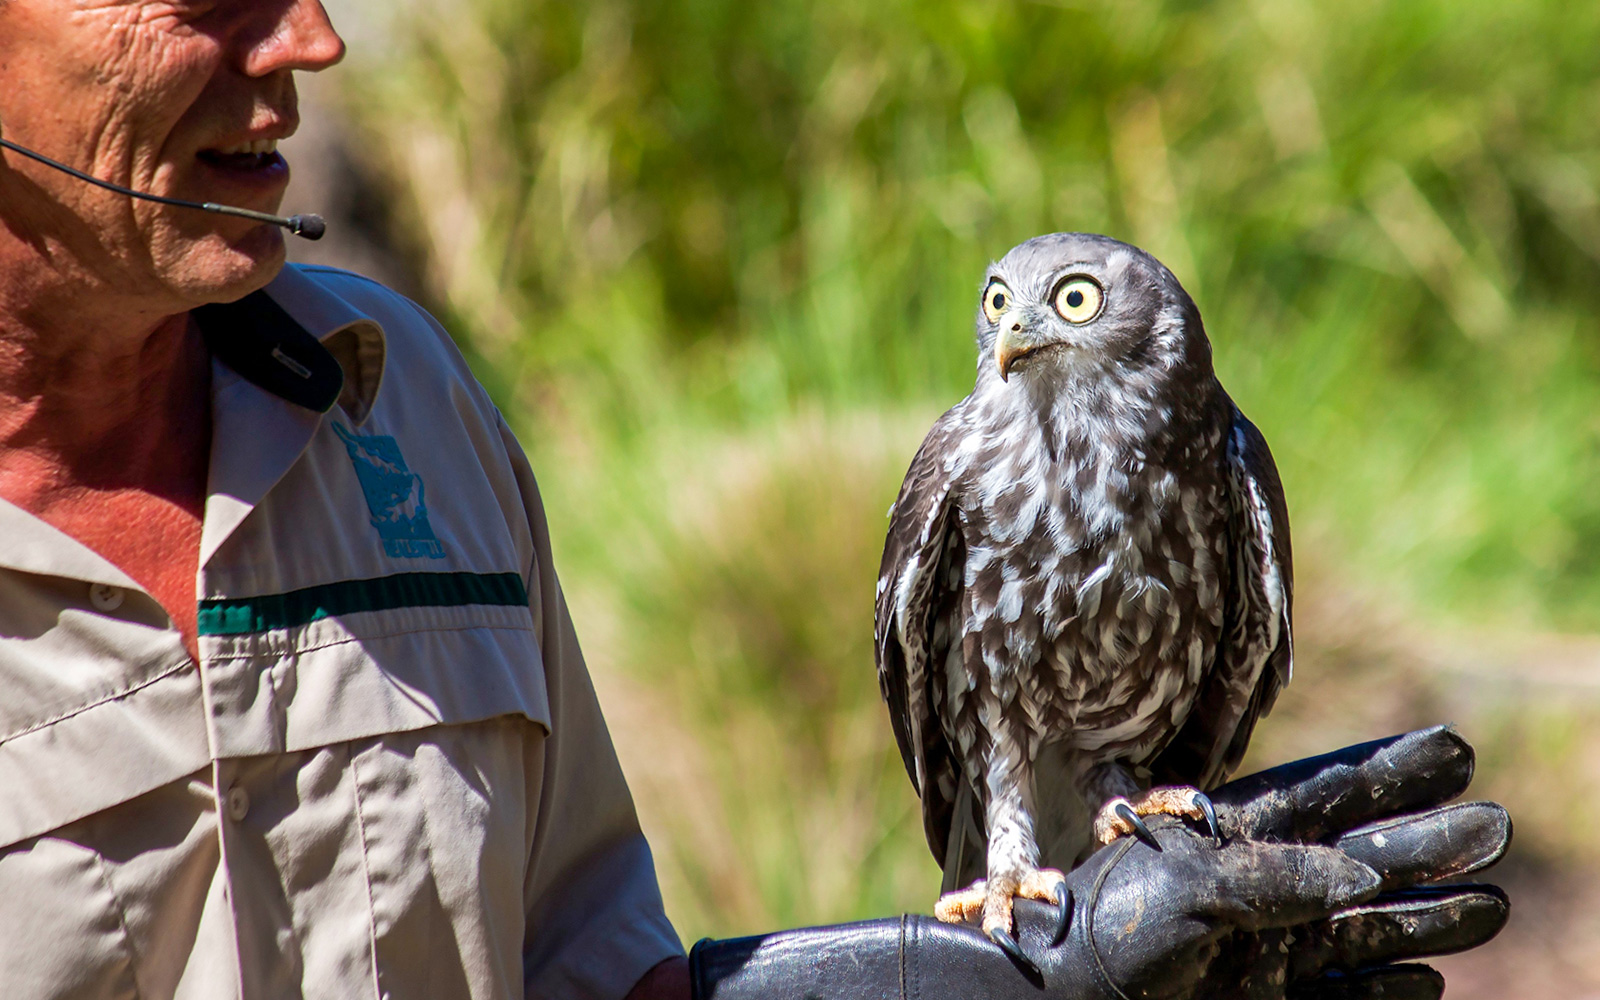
[982,281,1012,324]
[1054,276,1103,324]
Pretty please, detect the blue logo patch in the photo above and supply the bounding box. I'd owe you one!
[333,423,446,559]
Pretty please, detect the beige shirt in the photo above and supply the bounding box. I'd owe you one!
[0,265,682,1000]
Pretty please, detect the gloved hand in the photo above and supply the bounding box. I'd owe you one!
[690,726,1510,1000]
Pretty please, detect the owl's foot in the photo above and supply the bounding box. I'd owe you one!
[933,869,1067,928]
[934,869,1071,968]
[1094,785,1222,849]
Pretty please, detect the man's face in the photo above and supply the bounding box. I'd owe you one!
[0,0,345,310]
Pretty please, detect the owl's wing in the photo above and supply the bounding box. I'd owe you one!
[875,407,970,864]
[1151,406,1293,791]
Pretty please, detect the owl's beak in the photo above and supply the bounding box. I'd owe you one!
[994,319,1041,382]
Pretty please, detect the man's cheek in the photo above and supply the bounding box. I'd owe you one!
[77,6,218,104]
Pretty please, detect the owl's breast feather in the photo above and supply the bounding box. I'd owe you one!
[952,433,1229,761]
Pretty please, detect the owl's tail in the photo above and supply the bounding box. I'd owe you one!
[939,779,988,893]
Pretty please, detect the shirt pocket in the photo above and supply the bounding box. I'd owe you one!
[0,777,225,1000]
[0,574,211,853]
[197,595,552,759]
[0,836,141,1000]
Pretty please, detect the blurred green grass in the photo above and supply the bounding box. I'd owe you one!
[334,0,1600,941]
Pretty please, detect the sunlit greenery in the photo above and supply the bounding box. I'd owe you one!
[335,0,1600,939]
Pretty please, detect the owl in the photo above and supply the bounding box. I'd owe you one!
[874,234,1291,956]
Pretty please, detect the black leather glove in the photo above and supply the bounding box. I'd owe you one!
[690,726,1510,1000]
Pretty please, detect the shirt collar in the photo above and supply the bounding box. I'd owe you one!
[0,498,142,588]
[0,267,393,583]
[192,264,388,425]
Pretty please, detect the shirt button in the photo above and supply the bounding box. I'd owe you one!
[89,584,125,612]
[225,786,251,821]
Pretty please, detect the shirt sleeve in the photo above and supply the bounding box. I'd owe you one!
[495,414,685,1000]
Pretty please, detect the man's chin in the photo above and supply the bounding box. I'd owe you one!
[155,223,289,307]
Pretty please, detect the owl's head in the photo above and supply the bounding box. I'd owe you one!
[974,233,1209,385]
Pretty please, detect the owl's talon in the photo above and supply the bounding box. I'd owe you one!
[987,926,1040,976]
[1115,801,1163,851]
[1051,886,1073,945]
[1097,786,1219,848]
[1194,791,1222,848]
[1014,868,1071,943]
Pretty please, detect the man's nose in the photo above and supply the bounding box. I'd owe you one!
[240,0,347,77]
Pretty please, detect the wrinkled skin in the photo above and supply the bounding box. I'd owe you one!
[0,0,344,319]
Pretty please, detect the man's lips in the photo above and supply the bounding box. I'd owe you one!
[196,133,291,174]
[197,138,285,173]
[193,139,290,203]
[198,150,284,170]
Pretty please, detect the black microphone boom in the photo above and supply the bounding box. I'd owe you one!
[0,132,325,241]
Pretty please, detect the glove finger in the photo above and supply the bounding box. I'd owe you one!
[1287,884,1508,978]
[1192,841,1382,929]
[1335,801,1511,891]
[1287,964,1444,1000]
[1213,726,1474,843]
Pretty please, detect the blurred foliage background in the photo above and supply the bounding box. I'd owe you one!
[300,0,1600,990]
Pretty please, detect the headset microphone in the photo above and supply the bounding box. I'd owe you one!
[0,130,326,241]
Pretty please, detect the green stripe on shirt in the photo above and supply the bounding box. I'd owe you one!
[198,571,529,636]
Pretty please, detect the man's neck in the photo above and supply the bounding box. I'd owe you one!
[0,302,214,662]
[0,308,209,482]
[0,231,201,439]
